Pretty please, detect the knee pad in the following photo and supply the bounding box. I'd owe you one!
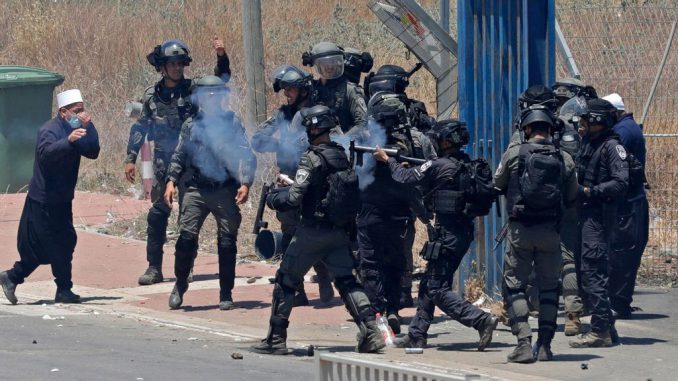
[147,206,170,227]
[275,269,302,293]
[334,275,359,296]
[176,233,198,253]
[218,234,237,254]
[359,266,380,281]
[539,287,560,308]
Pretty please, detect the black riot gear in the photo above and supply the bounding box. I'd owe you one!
[518,85,558,112]
[364,65,410,99]
[341,47,374,84]
[302,42,345,80]
[147,39,192,71]
[367,93,409,130]
[300,105,338,139]
[271,65,313,93]
[582,98,618,130]
[429,119,470,148]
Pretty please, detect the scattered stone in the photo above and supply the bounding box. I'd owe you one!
[580,363,588,370]
[50,368,59,372]
[188,337,198,341]
[32,340,37,344]
[246,277,257,284]
[231,352,243,360]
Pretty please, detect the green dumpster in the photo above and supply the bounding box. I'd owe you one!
[0,66,64,192]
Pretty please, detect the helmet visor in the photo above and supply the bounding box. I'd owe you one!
[314,55,344,80]
[368,79,396,96]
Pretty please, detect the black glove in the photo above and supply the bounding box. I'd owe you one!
[266,187,293,211]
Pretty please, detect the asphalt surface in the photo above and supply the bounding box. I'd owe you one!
[0,306,314,381]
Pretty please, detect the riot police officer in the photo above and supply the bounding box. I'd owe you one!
[356,93,430,334]
[302,41,367,134]
[495,105,578,362]
[125,39,194,285]
[602,93,648,320]
[364,64,436,133]
[251,65,334,305]
[163,76,256,310]
[373,120,499,350]
[569,98,628,348]
[250,105,385,355]
[556,95,588,335]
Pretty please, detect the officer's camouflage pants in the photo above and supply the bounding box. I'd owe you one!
[503,220,562,342]
[175,186,241,297]
[146,152,183,268]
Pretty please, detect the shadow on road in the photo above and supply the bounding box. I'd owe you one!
[619,336,668,346]
[552,353,603,361]
[28,295,122,305]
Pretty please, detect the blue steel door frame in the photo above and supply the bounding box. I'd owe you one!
[457,0,556,297]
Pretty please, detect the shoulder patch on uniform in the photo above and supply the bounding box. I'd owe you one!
[420,160,433,172]
[615,145,627,160]
[295,169,310,184]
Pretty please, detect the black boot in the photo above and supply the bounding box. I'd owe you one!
[394,334,427,348]
[387,312,401,335]
[55,289,81,304]
[0,271,18,305]
[168,281,188,309]
[507,338,535,363]
[219,292,235,310]
[293,290,310,307]
[357,320,386,353]
[477,315,499,351]
[250,317,289,355]
[533,327,554,361]
[138,265,163,285]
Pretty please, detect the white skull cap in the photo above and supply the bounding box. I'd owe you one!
[602,93,625,111]
[57,89,83,108]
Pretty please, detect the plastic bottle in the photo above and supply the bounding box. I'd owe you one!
[375,313,395,346]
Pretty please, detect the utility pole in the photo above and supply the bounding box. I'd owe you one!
[242,0,267,126]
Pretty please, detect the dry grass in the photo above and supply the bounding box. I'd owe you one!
[2,1,677,282]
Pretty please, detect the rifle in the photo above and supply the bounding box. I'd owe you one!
[252,183,272,234]
[349,140,427,167]
[492,221,510,252]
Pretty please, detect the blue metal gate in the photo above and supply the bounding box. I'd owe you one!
[457,0,556,296]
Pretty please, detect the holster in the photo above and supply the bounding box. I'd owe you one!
[419,224,442,261]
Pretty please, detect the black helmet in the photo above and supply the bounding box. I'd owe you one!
[582,98,617,129]
[518,85,558,112]
[147,39,192,70]
[429,119,470,147]
[519,104,555,130]
[301,42,344,80]
[300,105,338,131]
[364,65,410,99]
[367,92,409,130]
[271,65,312,93]
[341,47,373,84]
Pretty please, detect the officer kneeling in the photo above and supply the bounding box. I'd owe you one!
[494,105,578,363]
[373,119,499,350]
[250,105,385,355]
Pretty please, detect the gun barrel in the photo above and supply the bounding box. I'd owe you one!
[351,144,427,165]
[252,183,271,234]
[277,174,294,185]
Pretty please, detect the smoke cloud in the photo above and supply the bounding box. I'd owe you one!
[332,119,386,190]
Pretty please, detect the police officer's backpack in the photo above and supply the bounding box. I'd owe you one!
[464,158,495,217]
[311,147,360,227]
[514,144,564,217]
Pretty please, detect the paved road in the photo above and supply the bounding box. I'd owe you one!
[0,305,315,381]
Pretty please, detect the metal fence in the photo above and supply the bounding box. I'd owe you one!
[557,4,678,285]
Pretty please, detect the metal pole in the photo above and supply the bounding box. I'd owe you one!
[555,19,580,79]
[242,0,267,126]
[640,21,676,127]
[440,0,450,33]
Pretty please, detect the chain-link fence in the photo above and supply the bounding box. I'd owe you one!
[557,3,678,285]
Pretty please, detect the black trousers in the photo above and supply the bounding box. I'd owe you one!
[408,221,488,341]
[579,207,614,333]
[356,205,410,314]
[7,197,77,290]
[609,197,649,314]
